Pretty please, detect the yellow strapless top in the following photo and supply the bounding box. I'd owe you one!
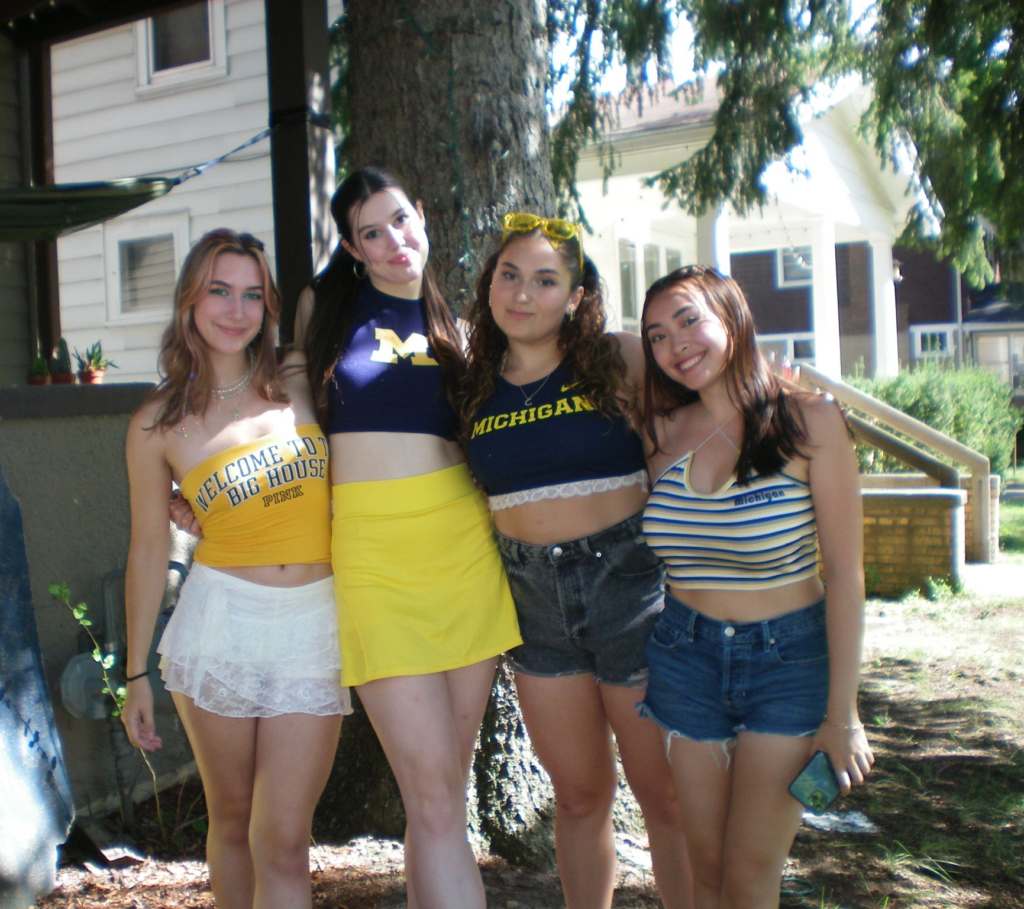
[179,423,331,567]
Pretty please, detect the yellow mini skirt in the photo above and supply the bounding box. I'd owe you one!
[332,463,521,687]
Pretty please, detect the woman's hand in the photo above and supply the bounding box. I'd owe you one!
[170,489,202,537]
[121,677,163,752]
[810,719,874,794]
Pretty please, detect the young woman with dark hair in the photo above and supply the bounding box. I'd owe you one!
[123,229,350,909]
[638,265,874,909]
[296,167,521,909]
[461,217,691,909]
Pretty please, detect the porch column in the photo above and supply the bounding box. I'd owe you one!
[809,217,841,378]
[868,238,900,378]
[264,0,336,343]
[696,206,731,276]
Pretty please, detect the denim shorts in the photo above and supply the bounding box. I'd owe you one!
[638,594,829,741]
[496,512,665,686]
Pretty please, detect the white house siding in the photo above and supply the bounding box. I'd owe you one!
[51,0,342,384]
[0,33,30,386]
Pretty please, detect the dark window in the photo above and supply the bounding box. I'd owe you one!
[120,236,175,312]
[152,2,211,72]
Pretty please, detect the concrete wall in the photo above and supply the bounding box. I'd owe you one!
[861,488,966,597]
[0,386,193,813]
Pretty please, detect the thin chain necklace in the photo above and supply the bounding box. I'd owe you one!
[502,351,557,407]
[212,349,255,401]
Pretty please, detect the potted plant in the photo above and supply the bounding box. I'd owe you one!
[74,341,117,385]
[51,338,76,384]
[27,355,51,386]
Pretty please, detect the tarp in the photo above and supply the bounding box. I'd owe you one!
[0,462,74,906]
[0,178,175,242]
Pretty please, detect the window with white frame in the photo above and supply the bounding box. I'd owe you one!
[104,213,190,323]
[135,0,227,93]
[619,240,638,322]
[776,247,813,288]
[643,244,659,290]
[666,248,682,273]
[912,326,956,359]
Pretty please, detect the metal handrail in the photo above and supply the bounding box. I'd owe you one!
[795,363,992,563]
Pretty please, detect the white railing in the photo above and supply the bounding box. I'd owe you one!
[795,363,992,563]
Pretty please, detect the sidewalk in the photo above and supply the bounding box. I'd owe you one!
[960,558,1024,600]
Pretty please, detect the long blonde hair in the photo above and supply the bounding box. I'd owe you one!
[150,229,287,430]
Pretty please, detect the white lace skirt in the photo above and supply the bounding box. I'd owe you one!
[158,563,352,718]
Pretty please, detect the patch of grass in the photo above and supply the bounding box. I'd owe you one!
[1001,500,1024,553]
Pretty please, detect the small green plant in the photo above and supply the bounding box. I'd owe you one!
[923,575,960,601]
[52,338,73,376]
[29,355,50,377]
[50,582,164,838]
[73,341,117,372]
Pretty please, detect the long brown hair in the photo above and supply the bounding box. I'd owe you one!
[459,228,627,440]
[640,265,807,484]
[305,166,464,430]
[150,229,286,431]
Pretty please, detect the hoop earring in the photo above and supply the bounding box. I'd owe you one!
[353,260,367,279]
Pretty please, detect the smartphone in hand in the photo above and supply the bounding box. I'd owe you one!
[789,751,840,814]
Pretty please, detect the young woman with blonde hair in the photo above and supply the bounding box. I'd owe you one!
[122,229,350,909]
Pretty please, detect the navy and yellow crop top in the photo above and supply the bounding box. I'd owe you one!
[643,450,819,590]
[465,362,647,510]
[328,281,458,440]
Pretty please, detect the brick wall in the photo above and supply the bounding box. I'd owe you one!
[860,489,966,597]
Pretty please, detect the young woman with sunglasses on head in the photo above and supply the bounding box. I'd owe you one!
[638,266,874,909]
[122,230,350,909]
[460,215,692,909]
[297,167,521,909]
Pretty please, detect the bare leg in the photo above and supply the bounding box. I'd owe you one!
[601,684,693,909]
[515,672,618,909]
[720,732,811,909]
[249,713,343,909]
[172,693,257,909]
[665,736,733,909]
[357,658,496,909]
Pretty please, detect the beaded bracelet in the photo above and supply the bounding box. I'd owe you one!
[125,670,150,682]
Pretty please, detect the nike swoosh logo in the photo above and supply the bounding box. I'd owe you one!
[560,384,578,392]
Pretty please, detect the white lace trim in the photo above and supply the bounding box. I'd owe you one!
[488,470,649,511]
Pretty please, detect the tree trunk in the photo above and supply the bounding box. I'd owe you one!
[345,0,555,312]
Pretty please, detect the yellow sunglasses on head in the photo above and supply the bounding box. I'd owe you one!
[501,212,584,273]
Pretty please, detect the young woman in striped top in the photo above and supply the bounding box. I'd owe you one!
[637,266,874,909]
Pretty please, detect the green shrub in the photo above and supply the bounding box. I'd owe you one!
[847,363,1021,476]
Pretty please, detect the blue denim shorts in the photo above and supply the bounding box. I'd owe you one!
[638,594,829,741]
[496,512,665,686]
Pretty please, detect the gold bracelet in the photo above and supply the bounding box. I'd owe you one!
[823,717,862,731]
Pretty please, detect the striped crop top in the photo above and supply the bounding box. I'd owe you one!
[643,451,819,590]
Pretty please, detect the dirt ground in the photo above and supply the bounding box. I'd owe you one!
[38,575,1024,909]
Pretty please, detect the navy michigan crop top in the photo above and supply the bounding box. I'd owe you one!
[465,362,647,510]
[327,281,458,440]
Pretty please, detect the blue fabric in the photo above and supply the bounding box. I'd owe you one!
[0,462,74,900]
[466,362,645,497]
[638,594,829,740]
[327,281,458,440]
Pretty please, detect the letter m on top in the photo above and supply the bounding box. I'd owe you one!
[370,328,437,365]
